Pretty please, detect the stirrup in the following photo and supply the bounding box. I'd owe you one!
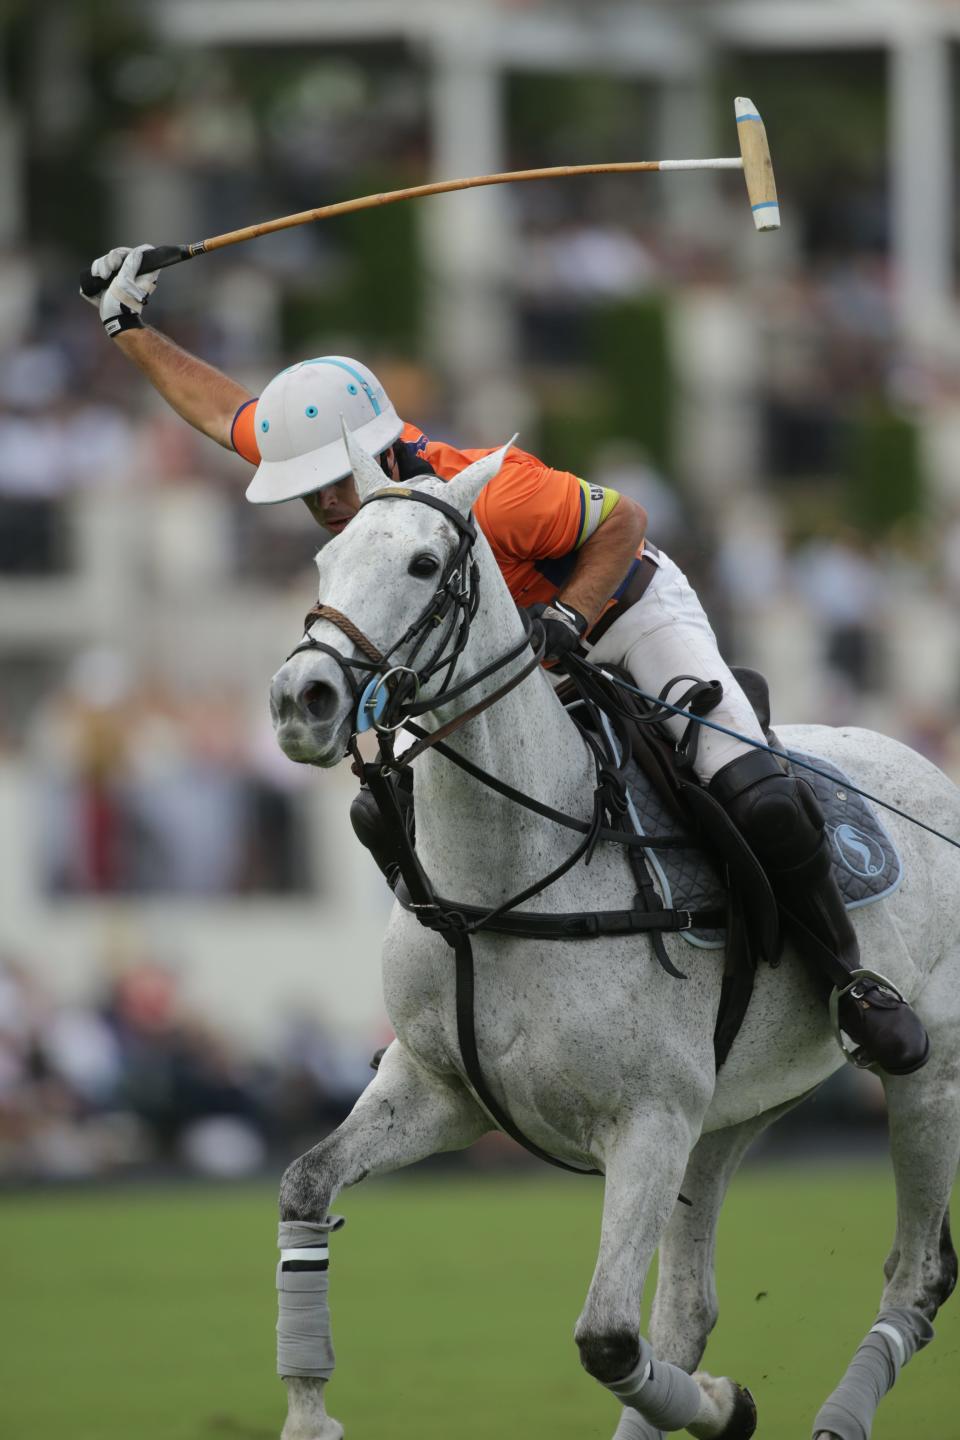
[829,967,906,1069]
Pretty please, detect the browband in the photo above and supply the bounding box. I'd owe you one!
[361,485,477,540]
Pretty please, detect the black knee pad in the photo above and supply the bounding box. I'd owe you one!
[709,750,825,874]
[350,787,382,851]
[349,778,415,884]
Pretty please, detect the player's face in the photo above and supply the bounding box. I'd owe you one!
[302,449,398,533]
[302,476,362,534]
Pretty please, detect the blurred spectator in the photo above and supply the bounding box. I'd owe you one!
[0,951,374,1182]
[791,529,887,696]
[34,651,311,896]
[517,219,659,362]
[590,440,686,553]
[0,341,137,573]
[519,220,658,304]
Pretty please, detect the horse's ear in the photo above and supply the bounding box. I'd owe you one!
[342,416,391,501]
[442,435,518,517]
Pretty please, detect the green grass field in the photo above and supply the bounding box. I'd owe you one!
[1,1165,957,1440]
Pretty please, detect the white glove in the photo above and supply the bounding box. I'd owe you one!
[81,244,160,337]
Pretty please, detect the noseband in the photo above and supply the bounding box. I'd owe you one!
[286,485,542,758]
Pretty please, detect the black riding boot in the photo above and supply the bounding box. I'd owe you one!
[709,751,929,1076]
[350,774,415,890]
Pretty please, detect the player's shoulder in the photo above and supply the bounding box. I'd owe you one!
[402,420,575,502]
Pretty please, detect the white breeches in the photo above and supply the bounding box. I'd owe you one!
[588,549,766,786]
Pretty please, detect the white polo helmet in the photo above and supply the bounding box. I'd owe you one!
[245,356,403,505]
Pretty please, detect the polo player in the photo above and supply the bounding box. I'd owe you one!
[82,243,929,1076]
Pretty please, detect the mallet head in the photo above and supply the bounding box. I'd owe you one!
[735,97,780,232]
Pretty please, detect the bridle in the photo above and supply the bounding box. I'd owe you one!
[286,484,544,761]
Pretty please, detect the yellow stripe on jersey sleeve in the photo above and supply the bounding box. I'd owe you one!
[576,480,621,547]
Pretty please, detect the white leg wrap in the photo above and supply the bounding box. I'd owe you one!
[612,1405,666,1439]
[812,1305,934,1440]
[606,1337,701,1431]
[276,1217,345,1379]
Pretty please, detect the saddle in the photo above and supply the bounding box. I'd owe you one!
[558,664,902,1067]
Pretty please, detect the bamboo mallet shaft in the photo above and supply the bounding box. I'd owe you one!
[196,158,744,253]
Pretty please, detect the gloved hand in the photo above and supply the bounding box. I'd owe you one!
[525,599,589,662]
[80,244,159,338]
[393,442,439,482]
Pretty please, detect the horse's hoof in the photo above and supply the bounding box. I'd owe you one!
[689,1378,756,1440]
[717,1383,757,1440]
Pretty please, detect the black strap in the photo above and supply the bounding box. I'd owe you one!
[404,724,691,851]
[394,879,724,940]
[587,551,659,646]
[448,925,601,1175]
[361,484,477,539]
[361,762,435,906]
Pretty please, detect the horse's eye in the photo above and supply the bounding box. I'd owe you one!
[409,552,440,578]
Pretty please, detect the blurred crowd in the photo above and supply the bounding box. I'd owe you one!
[0,949,377,1182]
[32,650,309,897]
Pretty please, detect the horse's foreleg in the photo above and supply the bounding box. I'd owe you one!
[276,1042,489,1440]
[812,1012,960,1440]
[650,1099,808,1375]
[576,1115,756,1440]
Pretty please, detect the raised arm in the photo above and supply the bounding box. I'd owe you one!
[115,327,252,450]
[81,244,253,451]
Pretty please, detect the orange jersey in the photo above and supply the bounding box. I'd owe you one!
[232,402,637,608]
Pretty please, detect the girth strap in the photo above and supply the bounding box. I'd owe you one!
[447,924,601,1176]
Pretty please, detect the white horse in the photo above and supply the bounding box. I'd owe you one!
[268,436,960,1440]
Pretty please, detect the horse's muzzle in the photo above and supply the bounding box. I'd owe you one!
[270,654,353,766]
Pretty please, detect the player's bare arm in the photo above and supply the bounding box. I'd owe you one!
[558,495,647,624]
[115,327,251,450]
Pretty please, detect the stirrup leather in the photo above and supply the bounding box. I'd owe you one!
[829,967,906,1069]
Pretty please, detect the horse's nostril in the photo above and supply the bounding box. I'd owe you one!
[301,680,339,723]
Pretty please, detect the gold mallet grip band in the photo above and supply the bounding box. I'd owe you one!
[735,97,780,232]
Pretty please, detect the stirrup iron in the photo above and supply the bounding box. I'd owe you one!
[829,967,906,1069]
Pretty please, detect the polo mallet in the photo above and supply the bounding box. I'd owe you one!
[80,96,778,298]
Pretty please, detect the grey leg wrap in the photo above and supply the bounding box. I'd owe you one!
[812,1305,934,1440]
[276,1216,345,1379]
[606,1336,701,1431]
[612,1406,665,1439]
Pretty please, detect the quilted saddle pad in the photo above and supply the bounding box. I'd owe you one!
[618,744,903,949]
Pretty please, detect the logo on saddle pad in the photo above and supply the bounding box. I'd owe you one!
[829,822,885,878]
